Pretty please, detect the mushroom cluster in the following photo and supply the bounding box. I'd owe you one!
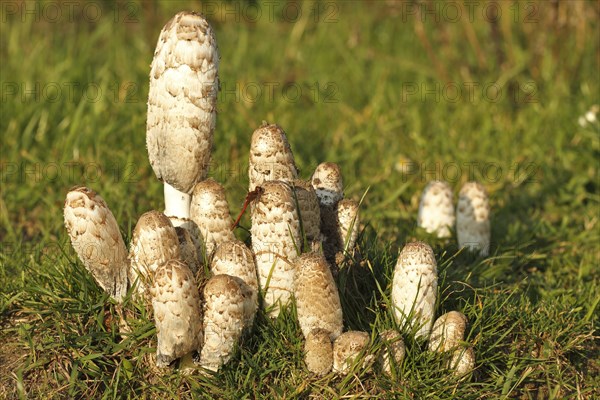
[63,11,490,381]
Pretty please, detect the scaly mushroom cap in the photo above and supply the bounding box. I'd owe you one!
[379,329,406,376]
[417,180,455,238]
[332,331,372,374]
[190,178,235,258]
[451,346,476,378]
[64,186,128,302]
[428,311,468,352]
[391,241,438,340]
[146,11,219,194]
[311,162,343,207]
[456,181,491,256]
[129,211,180,295]
[151,259,203,367]
[248,122,298,192]
[175,226,201,275]
[211,240,258,329]
[304,328,333,376]
[199,274,247,372]
[294,253,343,340]
[336,198,360,254]
[250,181,301,317]
[291,180,321,243]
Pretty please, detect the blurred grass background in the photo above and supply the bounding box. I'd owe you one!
[0,0,598,398]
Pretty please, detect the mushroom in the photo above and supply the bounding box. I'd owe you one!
[291,180,321,246]
[391,241,438,340]
[450,345,476,378]
[311,162,344,207]
[146,11,219,226]
[378,329,406,376]
[332,331,373,374]
[304,328,334,376]
[63,186,128,302]
[456,181,490,256]
[250,181,302,317]
[151,259,203,368]
[336,198,360,258]
[175,226,201,275]
[428,311,468,352]
[189,178,235,259]
[417,180,455,238]
[294,253,343,340]
[128,210,180,295]
[199,274,247,372]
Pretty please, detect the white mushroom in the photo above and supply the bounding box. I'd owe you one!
[311,162,344,207]
[456,181,491,256]
[146,11,219,226]
[250,181,301,317]
[129,210,180,295]
[379,329,406,376]
[291,180,321,245]
[151,259,203,368]
[332,331,372,374]
[336,198,360,256]
[417,180,455,238]
[175,226,201,275]
[294,253,343,340]
[450,345,476,378]
[189,178,235,259]
[199,274,247,372]
[391,241,438,340]
[428,311,468,352]
[248,122,298,192]
[63,186,128,302]
[304,328,333,376]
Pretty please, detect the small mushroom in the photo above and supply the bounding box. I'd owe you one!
[456,181,490,256]
[336,198,360,257]
[311,162,344,207]
[64,186,128,302]
[428,311,468,352]
[450,345,476,378]
[151,259,203,368]
[304,328,333,376]
[417,180,455,238]
[391,241,438,340]
[146,12,219,225]
[291,180,321,245]
[175,226,201,275]
[332,331,372,374]
[378,329,406,376]
[294,253,343,340]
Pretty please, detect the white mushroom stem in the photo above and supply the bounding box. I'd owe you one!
[163,182,191,225]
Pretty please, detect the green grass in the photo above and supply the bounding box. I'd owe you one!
[1,0,598,398]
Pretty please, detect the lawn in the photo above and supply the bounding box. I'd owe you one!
[0,0,598,398]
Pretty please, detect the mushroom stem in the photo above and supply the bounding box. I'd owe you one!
[163,182,191,225]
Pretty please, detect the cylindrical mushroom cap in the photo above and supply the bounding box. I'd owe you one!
[304,328,334,376]
[311,162,343,207]
[146,11,219,194]
[336,198,360,254]
[151,259,203,368]
[332,331,372,374]
[417,180,455,238]
[175,226,201,275]
[250,181,301,317]
[428,311,468,352]
[291,180,321,243]
[379,329,406,376]
[294,253,343,340]
[248,122,298,192]
[391,241,438,340]
[64,186,128,302]
[129,211,180,295]
[190,178,235,258]
[456,181,491,256]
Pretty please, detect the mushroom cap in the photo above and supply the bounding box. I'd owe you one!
[146,11,219,194]
[151,259,203,367]
[391,241,438,339]
[428,311,468,352]
[64,186,128,301]
[311,162,343,206]
[451,346,476,378]
[379,329,406,376]
[336,198,360,253]
[294,253,343,340]
[332,331,372,374]
[291,180,321,242]
[417,180,455,238]
[175,226,201,275]
[248,122,298,192]
[304,328,333,376]
[456,181,491,256]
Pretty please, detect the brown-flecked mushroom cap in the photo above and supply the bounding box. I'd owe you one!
[336,198,360,255]
[456,181,491,256]
[129,210,180,295]
[332,331,372,374]
[250,181,301,317]
[450,345,476,378]
[391,241,438,340]
[199,274,247,372]
[151,259,203,368]
[291,180,321,244]
[146,11,219,195]
[64,186,128,302]
[294,253,343,340]
[304,328,334,376]
[248,122,298,192]
[311,162,344,207]
[417,180,455,239]
[428,311,468,352]
[190,178,235,258]
[175,226,201,275]
[379,329,406,376]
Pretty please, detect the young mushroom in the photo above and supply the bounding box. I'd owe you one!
[64,186,128,302]
[450,345,476,378]
[336,198,360,259]
[175,226,201,275]
[456,181,491,256]
[304,328,334,376]
[146,11,219,226]
[391,241,438,340]
[417,180,455,238]
[332,331,373,374]
[291,180,322,246]
[311,162,344,207]
[428,311,468,352]
[378,329,406,376]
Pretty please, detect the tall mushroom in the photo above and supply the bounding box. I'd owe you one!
[456,181,491,256]
[146,11,219,226]
[417,180,455,238]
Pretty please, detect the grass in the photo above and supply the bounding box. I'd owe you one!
[0,0,598,398]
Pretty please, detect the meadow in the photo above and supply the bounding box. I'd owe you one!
[0,0,598,398]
